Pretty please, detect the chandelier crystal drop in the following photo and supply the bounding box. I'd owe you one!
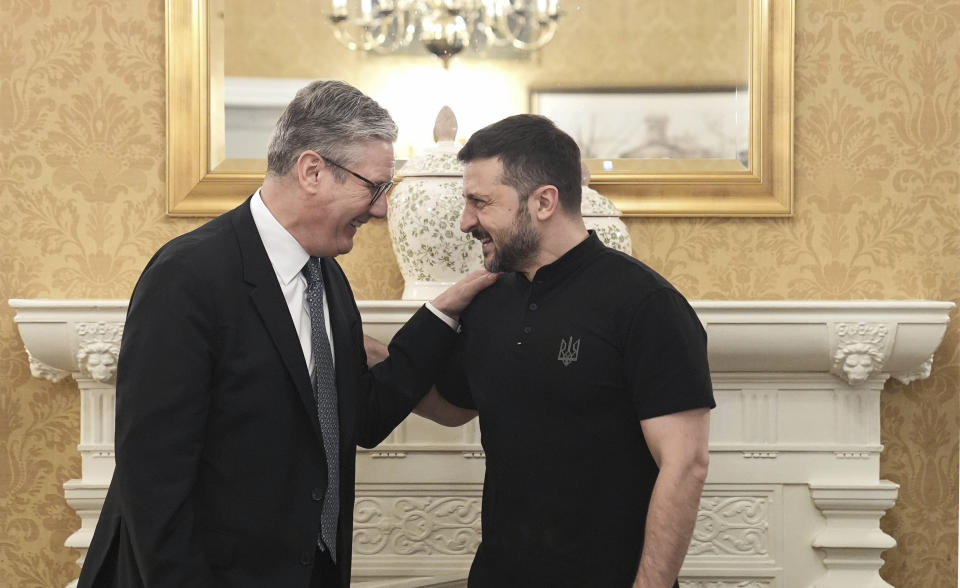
[328,0,561,67]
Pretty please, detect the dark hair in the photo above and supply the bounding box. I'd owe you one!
[458,114,582,214]
[267,80,397,179]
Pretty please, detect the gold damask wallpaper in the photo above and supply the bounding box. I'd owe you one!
[0,1,957,587]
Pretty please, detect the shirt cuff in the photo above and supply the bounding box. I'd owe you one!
[425,302,459,331]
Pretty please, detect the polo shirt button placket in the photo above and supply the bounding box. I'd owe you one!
[518,301,538,351]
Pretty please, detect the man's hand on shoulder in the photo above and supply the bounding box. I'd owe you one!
[430,269,499,322]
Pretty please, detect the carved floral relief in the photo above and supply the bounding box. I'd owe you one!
[353,497,482,556]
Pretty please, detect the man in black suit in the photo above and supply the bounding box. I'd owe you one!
[77,80,496,588]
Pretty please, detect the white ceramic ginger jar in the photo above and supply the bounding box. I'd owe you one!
[388,107,482,300]
[580,163,632,255]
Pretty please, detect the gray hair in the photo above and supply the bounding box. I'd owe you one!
[266,80,398,179]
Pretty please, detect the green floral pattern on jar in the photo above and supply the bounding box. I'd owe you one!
[587,220,632,255]
[388,178,482,284]
[398,152,462,177]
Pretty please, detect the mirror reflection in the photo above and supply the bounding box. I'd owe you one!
[219,0,749,166]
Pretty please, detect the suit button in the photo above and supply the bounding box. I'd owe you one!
[312,487,324,502]
[300,551,313,566]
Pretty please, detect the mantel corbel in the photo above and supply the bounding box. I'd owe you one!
[824,320,936,387]
[10,300,128,384]
[693,301,953,386]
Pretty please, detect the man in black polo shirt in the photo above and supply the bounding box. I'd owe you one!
[416,114,715,588]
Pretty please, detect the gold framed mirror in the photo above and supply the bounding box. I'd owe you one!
[166,0,793,217]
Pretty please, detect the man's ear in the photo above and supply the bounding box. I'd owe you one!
[296,150,325,192]
[531,185,560,221]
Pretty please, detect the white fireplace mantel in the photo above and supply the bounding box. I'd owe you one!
[9,298,954,588]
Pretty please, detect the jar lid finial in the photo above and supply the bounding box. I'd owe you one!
[433,106,458,143]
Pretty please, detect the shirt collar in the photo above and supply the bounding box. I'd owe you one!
[250,189,311,285]
[525,230,604,284]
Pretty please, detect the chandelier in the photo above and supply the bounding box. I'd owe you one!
[329,0,561,67]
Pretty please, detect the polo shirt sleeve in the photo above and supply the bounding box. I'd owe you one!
[625,288,715,420]
[435,338,476,410]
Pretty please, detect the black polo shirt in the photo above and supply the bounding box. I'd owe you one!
[438,231,715,588]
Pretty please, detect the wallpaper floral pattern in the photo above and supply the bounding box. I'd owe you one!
[0,1,957,587]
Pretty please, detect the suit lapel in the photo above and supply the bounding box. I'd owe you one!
[321,258,359,449]
[231,199,324,444]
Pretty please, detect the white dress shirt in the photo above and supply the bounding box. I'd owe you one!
[250,190,331,372]
[249,190,458,375]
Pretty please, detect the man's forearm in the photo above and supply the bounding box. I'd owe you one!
[413,387,478,426]
[357,306,459,447]
[633,461,707,588]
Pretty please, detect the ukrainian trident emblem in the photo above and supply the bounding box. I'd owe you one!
[557,336,581,367]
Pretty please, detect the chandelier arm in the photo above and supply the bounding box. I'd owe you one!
[508,19,556,50]
[368,10,408,52]
[493,6,557,52]
[332,24,372,52]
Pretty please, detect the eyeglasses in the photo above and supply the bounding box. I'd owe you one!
[323,157,394,206]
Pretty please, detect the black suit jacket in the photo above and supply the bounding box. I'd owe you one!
[78,199,455,587]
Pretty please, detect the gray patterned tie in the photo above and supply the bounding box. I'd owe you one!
[303,257,340,562]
